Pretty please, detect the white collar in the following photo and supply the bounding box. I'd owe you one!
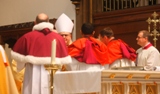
[32,22,54,31]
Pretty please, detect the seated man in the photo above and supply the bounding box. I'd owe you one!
[68,23,109,70]
[136,30,160,71]
[99,27,136,68]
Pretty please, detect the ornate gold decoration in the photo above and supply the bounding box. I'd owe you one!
[129,85,140,94]
[44,64,61,94]
[144,74,150,80]
[109,73,115,79]
[112,83,124,94]
[127,74,133,79]
[146,12,160,47]
[146,84,157,94]
[70,0,81,14]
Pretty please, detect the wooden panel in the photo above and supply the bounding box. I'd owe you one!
[0,19,57,48]
[93,4,160,51]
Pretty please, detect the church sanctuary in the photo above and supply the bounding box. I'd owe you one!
[0,0,160,94]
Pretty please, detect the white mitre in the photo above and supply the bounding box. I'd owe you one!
[55,13,74,33]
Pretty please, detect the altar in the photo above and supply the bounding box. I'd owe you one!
[54,69,160,94]
[101,70,160,94]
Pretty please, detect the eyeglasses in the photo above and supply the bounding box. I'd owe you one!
[137,36,144,39]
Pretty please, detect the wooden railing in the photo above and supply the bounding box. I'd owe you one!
[93,4,160,51]
[100,70,160,94]
[103,0,160,11]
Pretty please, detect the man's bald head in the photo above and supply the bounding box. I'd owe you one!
[35,13,49,24]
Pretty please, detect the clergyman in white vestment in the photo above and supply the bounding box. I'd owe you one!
[136,30,160,71]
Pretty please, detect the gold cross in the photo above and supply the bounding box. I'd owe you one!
[152,12,159,19]
[146,12,160,47]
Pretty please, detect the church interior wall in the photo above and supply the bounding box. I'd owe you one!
[0,0,76,41]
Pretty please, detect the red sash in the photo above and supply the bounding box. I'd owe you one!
[118,39,137,61]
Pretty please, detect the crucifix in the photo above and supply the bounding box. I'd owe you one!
[146,12,160,47]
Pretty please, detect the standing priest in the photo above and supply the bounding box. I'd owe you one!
[11,13,71,94]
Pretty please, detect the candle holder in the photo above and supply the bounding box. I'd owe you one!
[44,64,62,94]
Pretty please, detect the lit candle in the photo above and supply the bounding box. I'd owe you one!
[51,39,56,64]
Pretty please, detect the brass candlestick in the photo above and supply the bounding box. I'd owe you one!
[146,11,160,47]
[44,63,61,94]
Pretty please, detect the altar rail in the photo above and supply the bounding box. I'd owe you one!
[54,70,160,94]
[99,70,160,94]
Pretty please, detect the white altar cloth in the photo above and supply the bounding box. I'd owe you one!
[53,70,101,94]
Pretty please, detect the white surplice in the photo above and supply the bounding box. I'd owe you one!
[11,51,72,94]
[65,58,109,71]
[65,58,135,71]
[136,46,160,71]
[109,58,135,68]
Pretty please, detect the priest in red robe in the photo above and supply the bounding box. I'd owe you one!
[99,27,136,68]
[68,23,109,71]
[11,13,71,94]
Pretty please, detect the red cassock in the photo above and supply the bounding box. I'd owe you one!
[107,39,123,63]
[13,28,68,57]
[68,37,109,65]
[106,39,136,63]
[68,37,136,65]
[12,27,69,94]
